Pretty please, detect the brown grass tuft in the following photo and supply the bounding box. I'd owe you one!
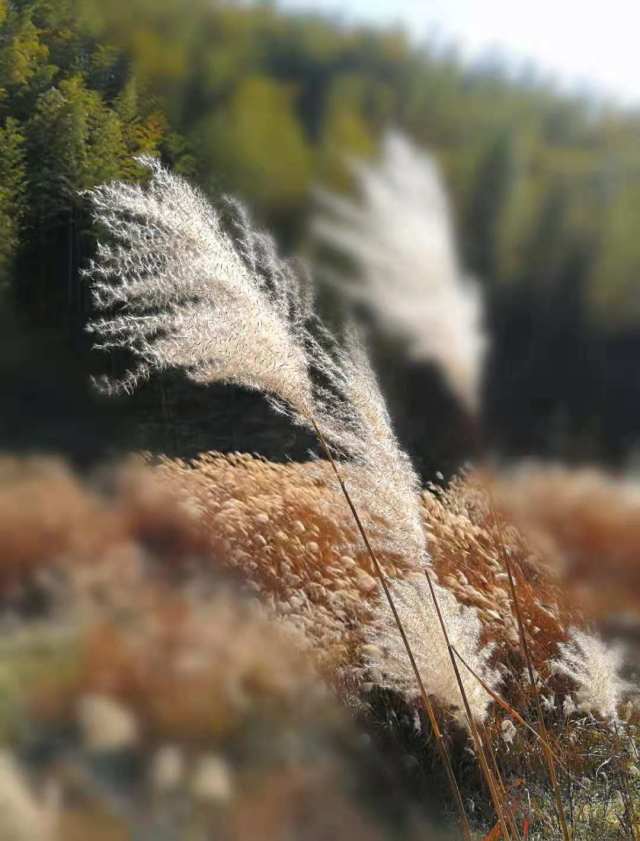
[480,461,640,623]
[156,452,417,675]
[0,453,637,838]
[421,473,578,677]
[0,456,451,841]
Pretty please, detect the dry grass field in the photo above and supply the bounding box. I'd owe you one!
[0,454,637,839]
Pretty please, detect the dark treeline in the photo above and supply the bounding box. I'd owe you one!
[1,0,639,471]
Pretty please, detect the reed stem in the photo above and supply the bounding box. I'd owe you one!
[489,502,571,841]
[422,567,513,841]
[310,415,473,840]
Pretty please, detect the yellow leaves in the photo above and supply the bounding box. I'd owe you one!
[0,16,50,89]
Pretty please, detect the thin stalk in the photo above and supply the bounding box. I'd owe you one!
[481,724,523,841]
[421,567,513,841]
[451,646,578,784]
[310,416,472,841]
[491,507,571,841]
[613,720,639,841]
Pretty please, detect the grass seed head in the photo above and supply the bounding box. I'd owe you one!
[363,573,501,727]
[552,628,631,720]
[313,132,487,411]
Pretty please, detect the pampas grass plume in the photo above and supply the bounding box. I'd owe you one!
[552,629,630,720]
[363,574,500,726]
[313,132,487,411]
[84,156,314,413]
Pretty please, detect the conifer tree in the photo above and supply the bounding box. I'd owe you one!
[0,117,26,278]
[0,0,171,331]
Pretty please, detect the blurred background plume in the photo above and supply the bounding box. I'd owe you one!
[313,132,486,413]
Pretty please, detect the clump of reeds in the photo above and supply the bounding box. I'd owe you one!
[0,458,456,841]
[162,450,640,841]
[80,157,639,839]
[160,453,638,724]
[82,156,506,835]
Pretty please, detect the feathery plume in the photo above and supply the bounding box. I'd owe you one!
[552,628,630,720]
[83,156,314,411]
[313,132,487,410]
[363,574,500,726]
[309,329,427,567]
[0,753,53,841]
[84,158,426,571]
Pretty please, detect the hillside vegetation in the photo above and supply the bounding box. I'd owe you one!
[1,0,640,462]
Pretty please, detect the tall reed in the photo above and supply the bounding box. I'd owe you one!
[83,156,482,836]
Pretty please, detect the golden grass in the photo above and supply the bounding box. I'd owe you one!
[0,454,209,599]
[156,454,583,691]
[155,452,418,677]
[0,457,443,841]
[481,462,640,623]
[421,474,576,676]
[2,453,633,718]
[0,453,637,840]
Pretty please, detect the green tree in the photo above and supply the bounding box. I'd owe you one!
[463,131,515,281]
[0,116,26,278]
[201,75,313,213]
[590,183,640,327]
[0,0,172,332]
[317,74,376,190]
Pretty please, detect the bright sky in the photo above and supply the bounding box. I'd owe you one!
[279,0,640,106]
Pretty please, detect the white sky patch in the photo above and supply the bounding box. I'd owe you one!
[278,0,640,106]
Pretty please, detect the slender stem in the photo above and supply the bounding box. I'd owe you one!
[613,720,639,841]
[451,646,576,783]
[422,567,512,841]
[481,723,523,841]
[309,415,472,841]
[488,502,571,841]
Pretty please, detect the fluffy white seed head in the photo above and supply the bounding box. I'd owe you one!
[84,159,428,572]
[77,694,139,752]
[0,752,54,841]
[363,574,500,727]
[313,132,487,411]
[310,329,427,567]
[84,157,314,414]
[552,628,631,720]
[501,718,517,745]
